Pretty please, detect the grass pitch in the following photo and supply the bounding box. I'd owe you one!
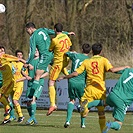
[0,108,133,133]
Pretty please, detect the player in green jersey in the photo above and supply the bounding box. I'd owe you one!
[18,49,49,125]
[63,43,91,128]
[103,68,132,133]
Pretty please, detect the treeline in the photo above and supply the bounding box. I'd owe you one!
[0,0,133,66]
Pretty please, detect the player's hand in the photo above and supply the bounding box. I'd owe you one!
[68,32,75,36]
[23,63,29,68]
[26,76,32,80]
[28,64,34,70]
[57,76,65,82]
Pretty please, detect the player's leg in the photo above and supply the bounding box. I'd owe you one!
[47,64,61,116]
[64,100,75,128]
[29,69,44,98]
[25,97,37,125]
[25,86,34,125]
[8,96,16,121]
[96,106,106,133]
[0,81,15,124]
[0,95,11,124]
[0,95,11,115]
[25,86,33,116]
[80,86,92,117]
[26,84,44,125]
[13,83,24,123]
[30,56,50,98]
[102,93,124,133]
[64,80,76,128]
[75,81,87,128]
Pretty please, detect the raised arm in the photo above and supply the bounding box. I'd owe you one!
[109,66,130,73]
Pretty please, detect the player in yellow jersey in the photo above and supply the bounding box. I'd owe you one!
[58,43,129,132]
[47,23,73,116]
[0,48,26,124]
[9,50,25,123]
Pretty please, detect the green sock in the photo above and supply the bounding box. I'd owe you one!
[81,117,86,126]
[111,121,121,130]
[27,105,32,117]
[29,80,39,98]
[9,102,15,118]
[66,102,74,122]
[88,100,103,108]
[31,102,36,119]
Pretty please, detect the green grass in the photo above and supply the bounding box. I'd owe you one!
[0,109,133,133]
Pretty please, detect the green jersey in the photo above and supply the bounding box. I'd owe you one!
[112,68,133,106]
[66,52,89,83]
[27,28,55,64]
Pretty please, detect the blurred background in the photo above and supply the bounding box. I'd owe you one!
[0,0,133,67]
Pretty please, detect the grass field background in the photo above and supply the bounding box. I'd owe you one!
[0,108,133,133]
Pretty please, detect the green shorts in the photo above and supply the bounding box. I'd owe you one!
[106,92,128,122]
[68,79,85,100]
[37,53,53,71]
[26,85,43,99]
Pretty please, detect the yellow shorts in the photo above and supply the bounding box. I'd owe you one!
[10,82,23,100]
[81,85,106,103]
[49,60,69,81]
[0,80,15,97]
[80,85,106,117]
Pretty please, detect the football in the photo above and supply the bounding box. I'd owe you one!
[0,4,6,13]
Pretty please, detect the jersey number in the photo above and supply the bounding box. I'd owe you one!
[38,31,47,40]
[123,72,133,83]
[60,38,69,52]
[74,59,82,70]
[91,61,99,74]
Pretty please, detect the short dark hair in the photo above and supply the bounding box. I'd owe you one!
[25,22,36,28]
[92,43,102,55]
[0,45,6,52]
[82,43,91,54]
[54,23,63,32]
[15,49,23,56]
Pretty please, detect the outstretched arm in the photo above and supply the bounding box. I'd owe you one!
[109,66,130,73]
[57,71,78,81]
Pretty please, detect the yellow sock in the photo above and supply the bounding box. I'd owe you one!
[49,86,56,106]
[99,116,106,132]
[0,96,10,110]
[15,103,23,117]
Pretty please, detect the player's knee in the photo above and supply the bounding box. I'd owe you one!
[13,99,19,105]
[98,110,105,117]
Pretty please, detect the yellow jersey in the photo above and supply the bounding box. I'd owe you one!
[12,61,24,81]
[49,33,72,64]
[0,54,19,83]
[76,55,113,91]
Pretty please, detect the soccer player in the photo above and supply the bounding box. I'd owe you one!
[0,49,25,124]
[102,68,132,133]
[18,49,49,125]
[47,23,73,116]
[9,50,25,123]
[0,45,5,88]
[58,43,129,132]
[63,43,91,128]
[25,22,75,117]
